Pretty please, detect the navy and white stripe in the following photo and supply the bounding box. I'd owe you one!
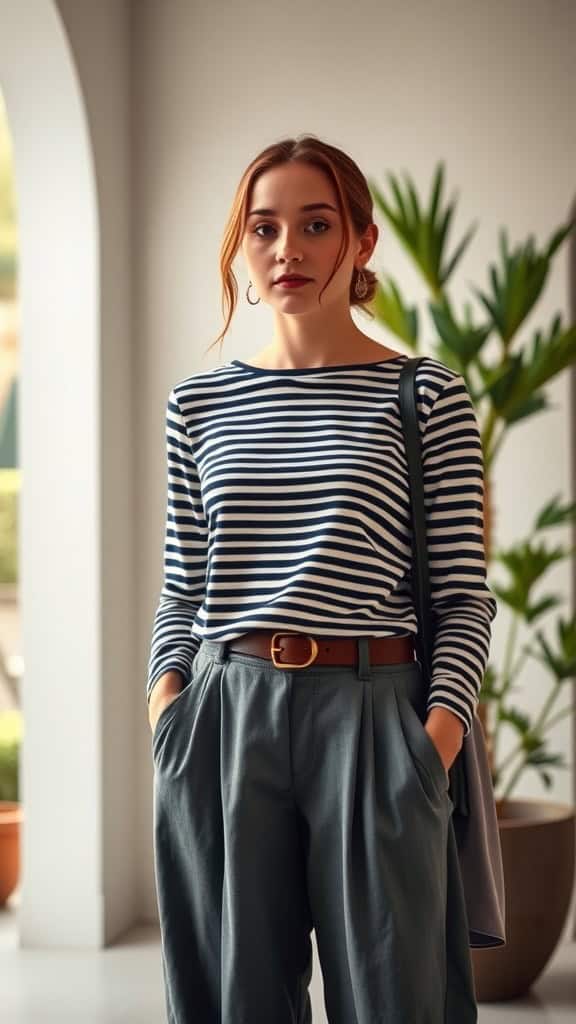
[147,353,496,736]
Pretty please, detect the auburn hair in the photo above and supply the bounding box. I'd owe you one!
[204,133,379,358]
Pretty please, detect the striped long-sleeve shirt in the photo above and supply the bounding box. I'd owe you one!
[146,353,497,737]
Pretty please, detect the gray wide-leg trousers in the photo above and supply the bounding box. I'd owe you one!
[151,637,477,1023]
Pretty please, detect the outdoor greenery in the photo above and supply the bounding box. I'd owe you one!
[0,708,20,801]
[0,92,18,587]
[0,91,17,300]
[0,469,18,583]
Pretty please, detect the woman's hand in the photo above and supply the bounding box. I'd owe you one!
[425,707,465,773]
[148,672,185,734]
[149,691,181,735]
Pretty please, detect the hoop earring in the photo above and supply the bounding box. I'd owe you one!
[246,281,260,305]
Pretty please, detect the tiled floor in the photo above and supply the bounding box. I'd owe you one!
[1,892,575,1023]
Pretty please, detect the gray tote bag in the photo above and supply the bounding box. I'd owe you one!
[399,357,507,949]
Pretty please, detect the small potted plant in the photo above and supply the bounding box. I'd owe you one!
[367,163,576,999]
[0,707,23,906]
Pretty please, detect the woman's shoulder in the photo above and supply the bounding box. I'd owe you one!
[405,353,461,387]
[169,361,237,400]
[398,353,464,405]
[395,355,475,434]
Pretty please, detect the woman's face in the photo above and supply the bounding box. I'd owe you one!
[240,161,374,312]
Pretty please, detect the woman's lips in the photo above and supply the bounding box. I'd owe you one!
[274,279,312,289]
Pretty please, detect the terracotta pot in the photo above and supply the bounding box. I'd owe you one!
[471,798,575,1001]
[0,801,23,905]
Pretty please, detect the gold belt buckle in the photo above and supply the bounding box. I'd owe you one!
[270,632,319,669]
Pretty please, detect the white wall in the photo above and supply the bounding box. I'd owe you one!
[57,0,138,947]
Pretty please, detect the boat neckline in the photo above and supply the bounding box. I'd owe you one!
[229,354,408,374]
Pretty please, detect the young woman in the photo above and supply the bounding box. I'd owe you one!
[147,134,496,1023]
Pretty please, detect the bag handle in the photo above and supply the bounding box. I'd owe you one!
[398,357,435,688]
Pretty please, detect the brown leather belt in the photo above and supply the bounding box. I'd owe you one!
[227,630,415,669]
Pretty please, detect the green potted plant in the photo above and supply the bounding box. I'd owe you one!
[0,707,22,906]
[366,163,576,999]
[0,466,22,907]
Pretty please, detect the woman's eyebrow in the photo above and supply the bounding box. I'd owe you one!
[247,202,338,217]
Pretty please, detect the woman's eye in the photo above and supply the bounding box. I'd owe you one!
[252,220,330,238]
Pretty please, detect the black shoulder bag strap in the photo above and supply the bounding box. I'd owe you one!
[398,356,434,688]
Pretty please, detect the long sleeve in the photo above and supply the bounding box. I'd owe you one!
[420,372,497,737]
[146,387,208,704]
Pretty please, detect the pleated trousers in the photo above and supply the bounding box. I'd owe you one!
[151,636,477,1023]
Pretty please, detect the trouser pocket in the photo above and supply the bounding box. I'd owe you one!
[393,684,452,803]
[151,652,216,769]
